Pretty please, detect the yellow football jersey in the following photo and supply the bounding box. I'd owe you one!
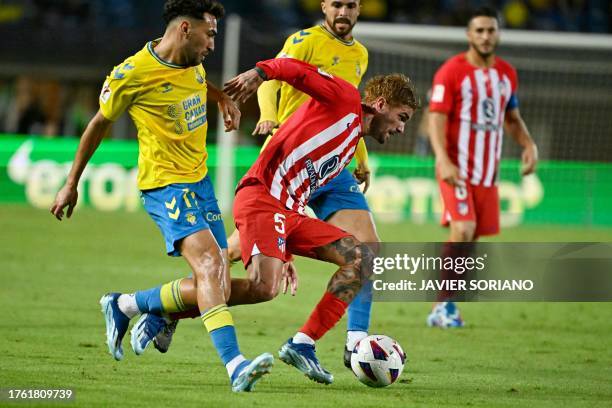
[99,40,209,190]
[260,24,368,125]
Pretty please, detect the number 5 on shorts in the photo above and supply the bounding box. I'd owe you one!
[274,213,286,234]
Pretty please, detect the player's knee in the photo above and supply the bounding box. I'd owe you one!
[192,249,225,283]
[451,223,476,242]
[253,282,278,302]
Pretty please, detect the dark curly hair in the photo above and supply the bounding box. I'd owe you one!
[467,6,499,26]
[163,0,225,25]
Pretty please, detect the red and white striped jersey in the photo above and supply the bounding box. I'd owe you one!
[237,58,363,213]
[429,53,518,187]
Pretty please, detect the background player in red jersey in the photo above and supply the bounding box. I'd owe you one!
[224,57,418,384]
[427,6,538,327]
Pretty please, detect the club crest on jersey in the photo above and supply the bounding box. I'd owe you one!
[277,237,286,253]
[356,62,361,77]
[318,155,340,180]
[458,202,469,216]
[195,69,205,84]
[332,56,340,66]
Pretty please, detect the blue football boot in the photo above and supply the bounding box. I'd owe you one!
[100,293,131,360]
[278,338,333,384]
[130,313,167,355]
[231,353,274,392]
[427,301,465,328]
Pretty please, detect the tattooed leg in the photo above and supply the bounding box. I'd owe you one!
[294,236,374,341]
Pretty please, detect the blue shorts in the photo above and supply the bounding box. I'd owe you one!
[141,175,228,256]
[309,168,370,221]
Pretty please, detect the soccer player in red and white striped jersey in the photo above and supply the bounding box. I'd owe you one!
[224,57,418,384]
[427,6,538,327]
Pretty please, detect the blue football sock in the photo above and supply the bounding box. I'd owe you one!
[134,286,163,314]
[210,325,242,366]
[201,305,242,373]
[347,280,373,332]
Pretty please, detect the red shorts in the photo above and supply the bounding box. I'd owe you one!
[233,183,352,267]
[438,180,500,237]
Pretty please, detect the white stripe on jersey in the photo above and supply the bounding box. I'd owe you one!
[287,125,361,205]
[497,75,512,163]
[458,76,472,180]
[270,113,359,200]
[483,68,502,187]
[471,69,487,185]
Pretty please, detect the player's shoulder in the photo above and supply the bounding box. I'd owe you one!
[285,26,319,46]
[106,43,152,83]
[353,38,369,56]
[440,53,468,70]
[494,56,517,75]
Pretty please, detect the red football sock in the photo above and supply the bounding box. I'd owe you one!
[299,292,348,340]
[437,241,473,302]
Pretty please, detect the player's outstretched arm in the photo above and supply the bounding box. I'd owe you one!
[206,80,241,131]
[505,108,538,175]
[50,111,112,220]
[223,68,265,104]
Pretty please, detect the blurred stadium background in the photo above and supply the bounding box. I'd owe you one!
[0,0,611,231]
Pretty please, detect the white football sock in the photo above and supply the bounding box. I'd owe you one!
[226,354,247,378]
[117,294,139,319]
[292,332,315,345]
[346,330,368,351]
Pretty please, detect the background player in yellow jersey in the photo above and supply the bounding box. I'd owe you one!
[229,0,377,368]
[50,0,272,392]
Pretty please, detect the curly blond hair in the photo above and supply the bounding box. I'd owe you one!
[363,74,419,109]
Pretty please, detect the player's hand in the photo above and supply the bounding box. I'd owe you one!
[282,262,298,296]
[252,120,277,136]
[223,69,264,104]
[50,184,78,221]
[353,162,371,193]
[437,158,462,186]
[218,94,241,132]
[521,143,538,176]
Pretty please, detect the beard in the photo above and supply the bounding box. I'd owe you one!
[328,16,354,37]
[471,41,498,59]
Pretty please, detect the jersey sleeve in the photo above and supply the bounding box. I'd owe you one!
[505,63,520,111]
[428,62,455,114]
[257,79,281,123]
[354,138,369,167]
[256,58,359,106]
[99,59,140,121]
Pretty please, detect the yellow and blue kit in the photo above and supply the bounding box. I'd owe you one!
[100,40,226,255]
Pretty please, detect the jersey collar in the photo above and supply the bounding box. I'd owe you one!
[147,39,189,69]
[318,24,355,46]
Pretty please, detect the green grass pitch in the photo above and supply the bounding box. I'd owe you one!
[1,205,611,407]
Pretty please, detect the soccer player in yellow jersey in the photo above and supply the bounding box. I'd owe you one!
[50,0,272,393]
[144,0,379,370]
[229,0,377,369]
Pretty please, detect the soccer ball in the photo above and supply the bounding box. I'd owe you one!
[350,334,406,387]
